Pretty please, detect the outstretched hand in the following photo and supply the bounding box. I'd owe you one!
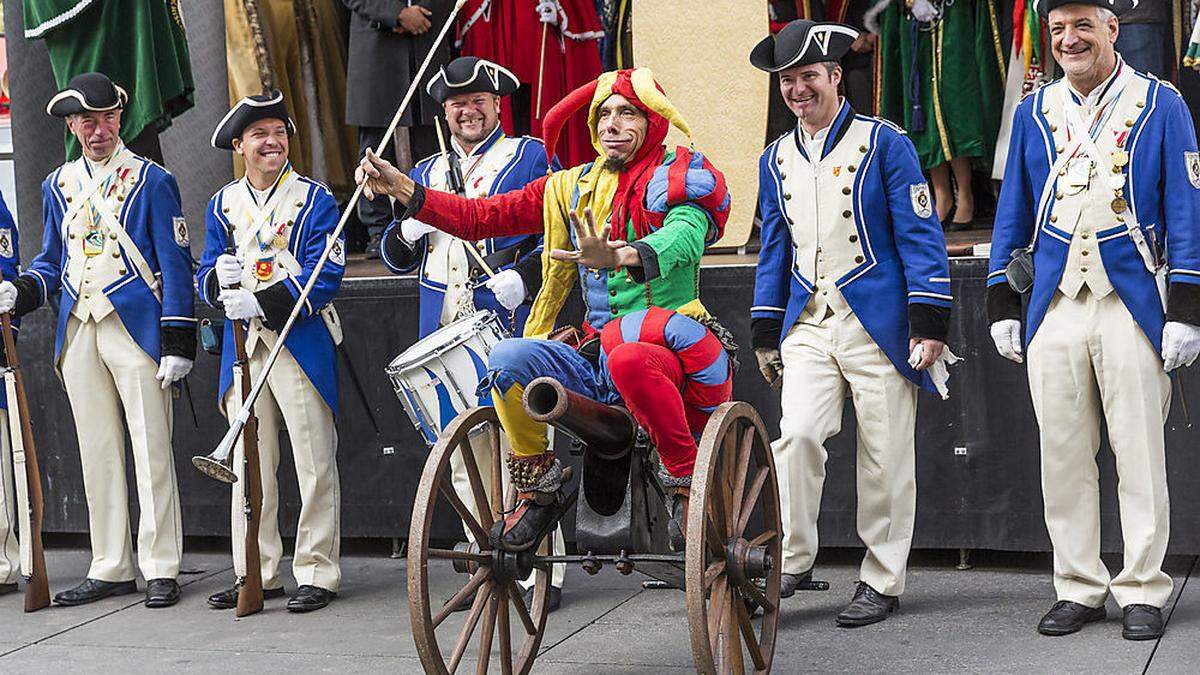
[549,208,626,270]
[355,148,414,203]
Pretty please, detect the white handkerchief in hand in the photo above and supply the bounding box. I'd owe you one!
[909,343,963,400]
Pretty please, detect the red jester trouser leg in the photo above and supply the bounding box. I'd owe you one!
[606,341,707,478]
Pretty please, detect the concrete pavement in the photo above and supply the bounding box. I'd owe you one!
[1,547,1197,673]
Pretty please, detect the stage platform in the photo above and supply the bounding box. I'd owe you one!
[15,252,1200,554]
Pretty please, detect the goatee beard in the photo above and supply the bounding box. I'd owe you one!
[603,157,626,172]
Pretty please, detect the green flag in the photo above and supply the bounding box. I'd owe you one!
[23,0,195,159]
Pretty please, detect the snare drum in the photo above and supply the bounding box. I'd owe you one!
[386,310,509,445]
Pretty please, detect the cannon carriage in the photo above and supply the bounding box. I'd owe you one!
[406,375,786,674]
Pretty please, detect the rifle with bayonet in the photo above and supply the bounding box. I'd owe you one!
[0,284,50,611]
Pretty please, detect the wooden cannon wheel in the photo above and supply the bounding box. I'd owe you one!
[408,406,554,675]
[686,402,783,674]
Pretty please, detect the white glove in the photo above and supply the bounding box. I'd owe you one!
[909,343,962,400]
[989,319,1023,364]
[536,0,559,24]
[218,288,265,321]
[0,281,17,315]
[155,355,193,390]
[910,0,940,22]
[484,269,527,311]
[215,254,244,288]
[1162,321,1200,371]
[754,347,784,390]
[400,218,439,245]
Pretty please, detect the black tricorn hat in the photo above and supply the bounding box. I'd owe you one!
[750,20,860,73]
[210,90,296,150]
[46,72,128,117]
[425,57,520,104]
[1037,0,1138,16]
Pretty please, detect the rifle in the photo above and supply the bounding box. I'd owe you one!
[0,293,50,611]
[191,244,265,616]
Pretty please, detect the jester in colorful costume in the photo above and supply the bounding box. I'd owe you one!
[357,68,732,552]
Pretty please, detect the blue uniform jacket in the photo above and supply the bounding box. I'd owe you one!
[0,193,19,410]
[23,156,195,364]
[197,177,344,413]
[380,130,556,337]
[987,74,1200,350]
[752,103,952,392]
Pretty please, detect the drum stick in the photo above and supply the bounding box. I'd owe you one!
[434,116,496,279]
[207,0,470,466]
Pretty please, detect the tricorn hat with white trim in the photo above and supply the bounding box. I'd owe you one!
[46,72,128,117]
[425,57,520,104]
[750,20,860,73]
[210,90,296,150]
[1036,0,1138,16]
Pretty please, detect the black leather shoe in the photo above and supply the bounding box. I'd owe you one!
[207,585,285,609]
[144,578,180,608]
[489,493,565,552]
[522,585,562,614]
[1037,600,1106,636]
[836,581,899,627]
[287,585,337,613]
[0,582,16,596]
[1122,604,1164,641]
[780,570,814,599]
[53,578,138,606]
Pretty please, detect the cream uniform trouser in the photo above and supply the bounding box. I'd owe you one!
[225,335,342,592]
[1028,289,1173,608]
[0,411,18,584]
[60,315,183,581]
[451,431,566,588]
[774,310,918,596]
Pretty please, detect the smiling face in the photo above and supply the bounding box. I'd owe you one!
[67,109,122,162]
[443,92,501,147]
[594,94,648,170]
[1049,4,1119,87]
[233,118,290,179]
[778,62,842,129]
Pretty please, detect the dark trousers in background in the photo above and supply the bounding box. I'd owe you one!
[1116,23,1170,80]
[356,125,439,237]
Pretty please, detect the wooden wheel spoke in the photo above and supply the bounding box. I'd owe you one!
[497,583,514,675]
[438,478,492,547]
[706,515,727,558]
[707,577,729,662]
[747,529,776,547]
[734,466,769,538]
[457,436,494,529]
[729,425,755,525]
[726,581,744,674]
[433,567,490,629]
[476,591,499,675]
[705,559,727,590]
[733,591,766,671]
[427,548,490,564]
[735,578,776,615]
[447,581,493,674]
[707,482,731,543]
[507,581,538,635]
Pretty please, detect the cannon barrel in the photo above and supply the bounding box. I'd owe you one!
[522,377,638,458]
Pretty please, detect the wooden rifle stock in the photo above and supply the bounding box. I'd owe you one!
[0,309,50,611]
[229,280,264,617]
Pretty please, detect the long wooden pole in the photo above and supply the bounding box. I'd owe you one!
[0,303,49,612]
[206,0,469,468]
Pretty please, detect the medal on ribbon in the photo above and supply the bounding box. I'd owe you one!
[83,228,106,257]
